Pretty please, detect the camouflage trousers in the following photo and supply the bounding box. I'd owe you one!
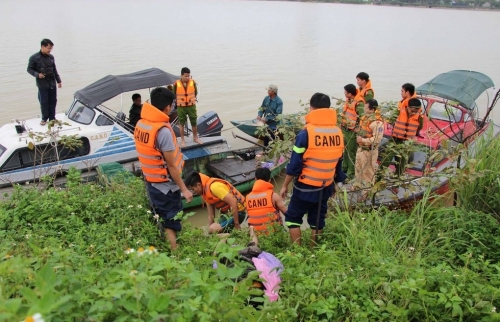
[354,147,379,189]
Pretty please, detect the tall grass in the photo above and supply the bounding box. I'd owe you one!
[455,129,500,217]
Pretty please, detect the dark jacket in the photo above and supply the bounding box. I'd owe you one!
[27,51,61,89]
[129,104,143,126]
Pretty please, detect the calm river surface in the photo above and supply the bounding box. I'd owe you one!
[1,0,499,226]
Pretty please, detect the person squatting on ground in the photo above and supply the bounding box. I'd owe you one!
[380,84,423,179]
[27,38,62,126]
[257,84,283,147]
[184,172,247,234]
[173,67,203,146]
[354,99,385,195]
[128,93,142,127]
[356,72,375,102]
[341,84,365,180]
[133,87,193,250]
[245,168,287,235]
[280,93,346,245]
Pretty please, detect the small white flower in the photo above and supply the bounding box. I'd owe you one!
[25,234,31,239]
[24,313,45,322]
[25,181,30,186]
[69,244,75,247]
[125,248,135,254]
[311,254,315,258]
[137,247,145,256]
[137,205,143,209]
[185,258,191,261]
[136,240,141,245]
[147,246,158,255]
[409,247,415,252]
[361,218,366,221]
[197,251,202,255]
[492,306,497,313]
[128,205,133,208]
[153,214,159,221]
[147,210,152,214]
[4,254,13,259]
[129,270,138,276]
[453,274,459,277]
[71,212,75,215]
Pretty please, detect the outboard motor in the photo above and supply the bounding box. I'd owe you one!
[197,111,223,137]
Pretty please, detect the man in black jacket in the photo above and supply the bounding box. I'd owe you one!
[27,39,62,125]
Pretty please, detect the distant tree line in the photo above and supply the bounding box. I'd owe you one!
[282,0,500,8]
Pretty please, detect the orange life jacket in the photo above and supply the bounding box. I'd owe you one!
[359,80,375,100]
[298,108,344,187]
[341,90,365,130]
[359,110,384,146]
[200,173,245,213]
[175,79,196,107]
[245,180,281,232]
[393,94,421,140]
[134,102,184,183]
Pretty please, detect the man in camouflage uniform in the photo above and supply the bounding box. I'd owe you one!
[354,99,385,192]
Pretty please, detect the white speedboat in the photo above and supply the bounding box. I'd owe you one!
[0,68,230,187]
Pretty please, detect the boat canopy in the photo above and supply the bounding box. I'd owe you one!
[74,68,180,108]
[416,70,495,110]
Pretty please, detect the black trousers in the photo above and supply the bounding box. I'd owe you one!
[38,87,57,121]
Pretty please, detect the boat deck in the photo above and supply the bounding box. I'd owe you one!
[207,157,258,185]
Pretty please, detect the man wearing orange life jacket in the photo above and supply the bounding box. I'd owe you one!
[184,172,247,234]
[280,93,346,245]
[134,87,193,250]
[245,168,287,235]
[341,84,365,180]
[380,83,424,179]
[354,99,385,194]
[173,67,203,147]
[356,72,375,102]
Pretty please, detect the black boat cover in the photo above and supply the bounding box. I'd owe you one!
[74,68,179,108]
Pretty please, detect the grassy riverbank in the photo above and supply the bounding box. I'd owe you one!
[1,137,500,321]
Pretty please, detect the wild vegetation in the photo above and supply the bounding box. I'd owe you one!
[1,130,500,320]
[2,98,500,320]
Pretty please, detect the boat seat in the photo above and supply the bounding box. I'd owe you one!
[116,112,127,121]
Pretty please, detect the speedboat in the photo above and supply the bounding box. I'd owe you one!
[342,70,500,208]
[0,68,230,187]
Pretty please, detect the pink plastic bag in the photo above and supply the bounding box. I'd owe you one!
[252,252,283,302]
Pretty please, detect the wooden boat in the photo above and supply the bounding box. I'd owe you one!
[0,68,229,188]
[181,147,288,209]
[340,70,500,208]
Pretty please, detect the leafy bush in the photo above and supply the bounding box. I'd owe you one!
[1,169,500,321]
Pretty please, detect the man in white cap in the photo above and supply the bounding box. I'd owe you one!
[257,84,283,147]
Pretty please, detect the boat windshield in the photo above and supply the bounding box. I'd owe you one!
[0,144,5,158]
[68,102,96,125]
[428,102,462,122]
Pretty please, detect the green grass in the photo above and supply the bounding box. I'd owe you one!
[1,149,500,321]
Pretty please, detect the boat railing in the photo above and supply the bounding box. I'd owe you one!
[17,125,82,142]
[11,115,44,123]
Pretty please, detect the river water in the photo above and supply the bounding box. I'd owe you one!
[1,0,499,226]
